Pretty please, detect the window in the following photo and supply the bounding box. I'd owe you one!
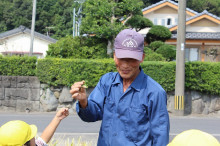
[167,18,172,25]
[185,48,198,61]
[153,18,158,25]
[161,19,165,26]
[175,18,178,25]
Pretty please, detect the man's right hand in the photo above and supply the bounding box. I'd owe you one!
[70,80,88,108]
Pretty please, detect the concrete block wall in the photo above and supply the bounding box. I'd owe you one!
[0,76,40,112]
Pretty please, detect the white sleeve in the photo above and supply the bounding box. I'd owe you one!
[35,137,48,146]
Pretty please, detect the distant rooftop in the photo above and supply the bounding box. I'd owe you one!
[168,10,220,29]
[0,25,57,43]
[142,0,198,15]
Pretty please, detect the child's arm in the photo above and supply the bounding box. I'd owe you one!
[40,108,69,143]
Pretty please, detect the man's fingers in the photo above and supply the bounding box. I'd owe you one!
[71,81,85,89]
[79,87,86,92]
[72,93,80,99]
[70,81,87,102]
[70,87,80,94]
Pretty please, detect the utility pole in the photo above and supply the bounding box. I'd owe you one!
[174,0,186,116]
[29,0,37,56]
[73,0,85,37]
[73,8,76,37]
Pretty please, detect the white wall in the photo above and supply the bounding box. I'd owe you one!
[144,10,192,27]
[186,26,220,32]
[146,13,178,27]
[0,33,53,58]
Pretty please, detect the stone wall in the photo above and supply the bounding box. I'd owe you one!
[0,76,91,113]
[0,76,220,115]
[0,76,41,112]
[167,91,220,115]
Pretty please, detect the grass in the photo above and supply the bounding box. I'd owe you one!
[47,136,96,146]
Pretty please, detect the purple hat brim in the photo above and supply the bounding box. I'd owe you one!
[115,49,143,61]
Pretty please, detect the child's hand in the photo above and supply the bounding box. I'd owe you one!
[56,108,69,120]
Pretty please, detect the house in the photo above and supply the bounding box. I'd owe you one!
[142,0,220,62]
[0,25,57,58]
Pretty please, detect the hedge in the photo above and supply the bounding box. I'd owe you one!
[1,56,219,95]
[36,58,220,95]
[141,61,176,92]
[0,55,37,76]
[36,58,116,87]
[185,61,220,94]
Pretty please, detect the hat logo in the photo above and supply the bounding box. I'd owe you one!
[122,38,138,48]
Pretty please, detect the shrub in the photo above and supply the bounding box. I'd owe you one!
[149,41,165,51]
[46,36,108,59]
[156,44,176,61]
[144,47,166,61]
[146,25,171,44]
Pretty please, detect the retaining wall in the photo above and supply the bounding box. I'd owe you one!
[0,76,220,115]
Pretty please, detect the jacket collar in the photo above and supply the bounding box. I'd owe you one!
[112,67,144,92]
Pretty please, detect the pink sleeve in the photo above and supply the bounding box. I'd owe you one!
[35,137,48,146]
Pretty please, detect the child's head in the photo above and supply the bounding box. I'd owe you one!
[0,120,37,146]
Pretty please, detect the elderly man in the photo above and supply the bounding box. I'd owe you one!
[70,29,170,146]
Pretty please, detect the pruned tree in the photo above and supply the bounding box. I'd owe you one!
[125,15,153,31]
[80,0,144,57]
[146,25,171,44]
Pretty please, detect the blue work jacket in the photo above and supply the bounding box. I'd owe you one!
[76,68,170,146]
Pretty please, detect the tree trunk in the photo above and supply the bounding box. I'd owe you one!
[107,39,114,58]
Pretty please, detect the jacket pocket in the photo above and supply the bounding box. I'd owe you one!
[124,106,148,143]
[104,97,115,114]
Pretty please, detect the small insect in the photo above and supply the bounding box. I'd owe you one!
[80,81,88,91]
[81,84,88,88]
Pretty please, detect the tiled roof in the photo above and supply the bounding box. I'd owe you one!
[168,10,220,29]
[171,32,220,40]
[187,10,220,22]
[0,25,57,43]
[142,0,198,15]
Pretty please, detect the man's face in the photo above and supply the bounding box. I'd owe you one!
[114,53,144,81]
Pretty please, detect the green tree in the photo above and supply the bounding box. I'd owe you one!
[35,0,74,38]
[156,44,176,61]
[0,0,75,39]
[0,0,32,32]
[80,0,144,57]
[12,0,32,27]
[187,0,220,17]
[149,41,164,51]
[46,36,108,59]
[146,25,171,44]
[0,1,8,31]
[144,47,166,61]
[125,15,153,31]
